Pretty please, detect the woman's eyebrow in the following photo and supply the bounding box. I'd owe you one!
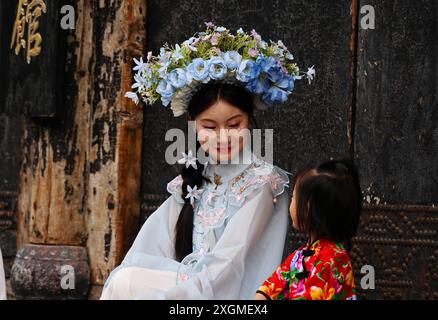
[198,118,217,123]
[226,114,243,122]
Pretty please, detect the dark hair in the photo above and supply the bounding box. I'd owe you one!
[293,159,362,252]
[174,82,256,261]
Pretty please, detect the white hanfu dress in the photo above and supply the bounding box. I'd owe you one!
[101,149,290,300]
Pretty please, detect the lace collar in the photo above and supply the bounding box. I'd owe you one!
[202,144,254,184]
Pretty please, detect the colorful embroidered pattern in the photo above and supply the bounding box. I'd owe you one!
[257,239,357,300]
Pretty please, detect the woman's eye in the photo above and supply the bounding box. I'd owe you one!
[229,124,240,128]
[203,126,216,130]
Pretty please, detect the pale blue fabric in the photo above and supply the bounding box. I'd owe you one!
[102,147,291,299]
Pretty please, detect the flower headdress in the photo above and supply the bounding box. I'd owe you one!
[125,22,315,117]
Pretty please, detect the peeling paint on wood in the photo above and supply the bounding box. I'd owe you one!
[85,0,146,285]
[17,0,146,286]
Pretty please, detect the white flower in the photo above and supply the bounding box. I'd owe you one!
[133,57,148,74]
[125,91,139,105]
[285,52,294,60]
[259,40,268,49]
[178,150,198,169]
[172,44,184,62]
[132,73,148,91]
[306,65,315,84]
[185,185,203,206]
[183,37,198,52]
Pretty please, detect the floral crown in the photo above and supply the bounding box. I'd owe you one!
[125,22,315,117]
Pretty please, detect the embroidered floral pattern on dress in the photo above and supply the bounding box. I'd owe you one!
[166,155,290,283]
[229,158,290,207]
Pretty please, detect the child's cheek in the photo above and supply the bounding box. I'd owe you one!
[290,198,298,229]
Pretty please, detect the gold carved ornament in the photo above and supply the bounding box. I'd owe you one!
[10,0,47,64]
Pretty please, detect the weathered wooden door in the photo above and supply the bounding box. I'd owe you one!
[140,0,438,299]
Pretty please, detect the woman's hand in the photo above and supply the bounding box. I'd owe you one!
[254,292,268,300]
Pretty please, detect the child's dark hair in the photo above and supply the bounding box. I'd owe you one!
[293,159,362,252]
[174,82,257,262]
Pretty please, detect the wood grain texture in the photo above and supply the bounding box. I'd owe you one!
[15,0,146,286]
[85,0,146,285]
[355,0,438,205]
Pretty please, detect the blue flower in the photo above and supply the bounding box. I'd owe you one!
[255,55,276,73]
[237,60,259,82]
[216,26,226,32]
[168,68,188,89]
[156,78,175,106]
[208,57,228,80]
[266,64,285,84]
[275,74,295,92]
[262,86,289,105]
[246,74,270,94]
[223,51,242,70]
[159,47,170,63]
[158,60,171,78]
[187,58,210,82]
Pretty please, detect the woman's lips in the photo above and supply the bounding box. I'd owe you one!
[216,145,233,153]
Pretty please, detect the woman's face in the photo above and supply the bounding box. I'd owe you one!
[194,99,250,163]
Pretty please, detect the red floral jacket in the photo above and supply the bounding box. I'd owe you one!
[257,238,357,300]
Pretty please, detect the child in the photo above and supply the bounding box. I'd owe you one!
[255,159,362,300]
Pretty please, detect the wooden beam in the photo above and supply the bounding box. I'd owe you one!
[85,0,146,285]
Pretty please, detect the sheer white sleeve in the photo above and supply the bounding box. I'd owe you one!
[101,193,183,295]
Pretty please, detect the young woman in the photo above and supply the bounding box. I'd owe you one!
[101,83,291,299]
